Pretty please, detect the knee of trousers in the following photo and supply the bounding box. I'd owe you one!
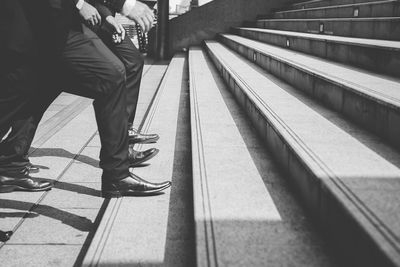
[101,64,127,96]
[124,53,145,74]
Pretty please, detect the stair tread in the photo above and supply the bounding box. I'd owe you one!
[189,46,336,267]
[237,27,400,48]
[258,16,400,22]
[221,34,400,108]
[83,54,188,266]
[276,0,399,14]
[205,40,400,261]
[292,0,389,8]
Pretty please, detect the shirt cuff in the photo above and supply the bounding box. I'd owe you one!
[76,0,85,10]
[121,0,137,15]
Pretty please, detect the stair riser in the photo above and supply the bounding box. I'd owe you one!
[292,0,389,10]
[274,2,400,19]
[205,43,397,267]
[219,35,400,151]
[256,19,400,41]
[235,28,400,77]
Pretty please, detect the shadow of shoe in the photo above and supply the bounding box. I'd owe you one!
[0,230,13,242]
[0,199,93,232]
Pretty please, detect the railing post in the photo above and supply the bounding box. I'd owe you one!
[156,0,169,59]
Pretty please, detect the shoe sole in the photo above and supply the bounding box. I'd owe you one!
[129,136,160,144]
[101,183,171,198]
[129,149,159,167]
[0,185,53,193]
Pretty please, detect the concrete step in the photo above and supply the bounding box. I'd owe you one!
[234,27,400,76]
[0,60,170,266]
[292,0,389,10]
[255,17,400,41]
[31,95,93,149]
[131,61,169,130]
[189,46,338,267]
[219,33,400,151]
[274,0,400,19]
[82,53,195,267]
[0,102,100,266]
[204,40,400,267]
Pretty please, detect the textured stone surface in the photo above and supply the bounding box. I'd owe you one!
[219,33,400,151]
[256,17,400,41]
[189,47,337,266]
[83,54,195,267]
[7,207,97,244]
[205,39,400,266]
[235,27,400,77]
[0,245,82,267]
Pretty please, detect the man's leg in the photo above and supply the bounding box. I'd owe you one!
[0,66,54,192]
[61,26,170,197]
[95,28,159,144]
[0,90,59,175]
[61,27,131,182]
[86,26,159,167]
[95,28,144,123]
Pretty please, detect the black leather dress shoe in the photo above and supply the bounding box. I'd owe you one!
[1,166,30,178]
[128,127,159,144]
[102,173,171,198]
[0,164,40,178]
[0,175,53,193]
[129,145,159,167]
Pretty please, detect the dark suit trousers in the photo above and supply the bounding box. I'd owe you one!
[60,25,131,181]
[92,26,144,124]
[0,62,56,173]
[1,26,132,181]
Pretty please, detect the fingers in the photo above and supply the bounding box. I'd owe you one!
[140,15,153,32]
[94,10,101,25]
[136,18,146,33]
[119,24,126,40]
[143,6,155,29]
[144,12,154,28]
[112,21,121,33]
[88,16,95,26]
[87,12,101,26]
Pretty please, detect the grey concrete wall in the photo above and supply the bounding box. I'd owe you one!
[168,0,294,54]
[149,0,302,57]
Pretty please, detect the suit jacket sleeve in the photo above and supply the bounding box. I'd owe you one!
[95,0,126,13]
[94,2,114,18]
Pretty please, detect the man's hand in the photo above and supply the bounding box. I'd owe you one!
[126,1,154,33]
[105,16,126,44]
[79,2,101,26]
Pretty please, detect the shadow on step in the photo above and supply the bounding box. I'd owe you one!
[30,147,99,168]
[0,199,93,232]
[163,57,196,267]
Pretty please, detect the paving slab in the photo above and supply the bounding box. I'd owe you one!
[7,207,98,245]
[0,245,82,267]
